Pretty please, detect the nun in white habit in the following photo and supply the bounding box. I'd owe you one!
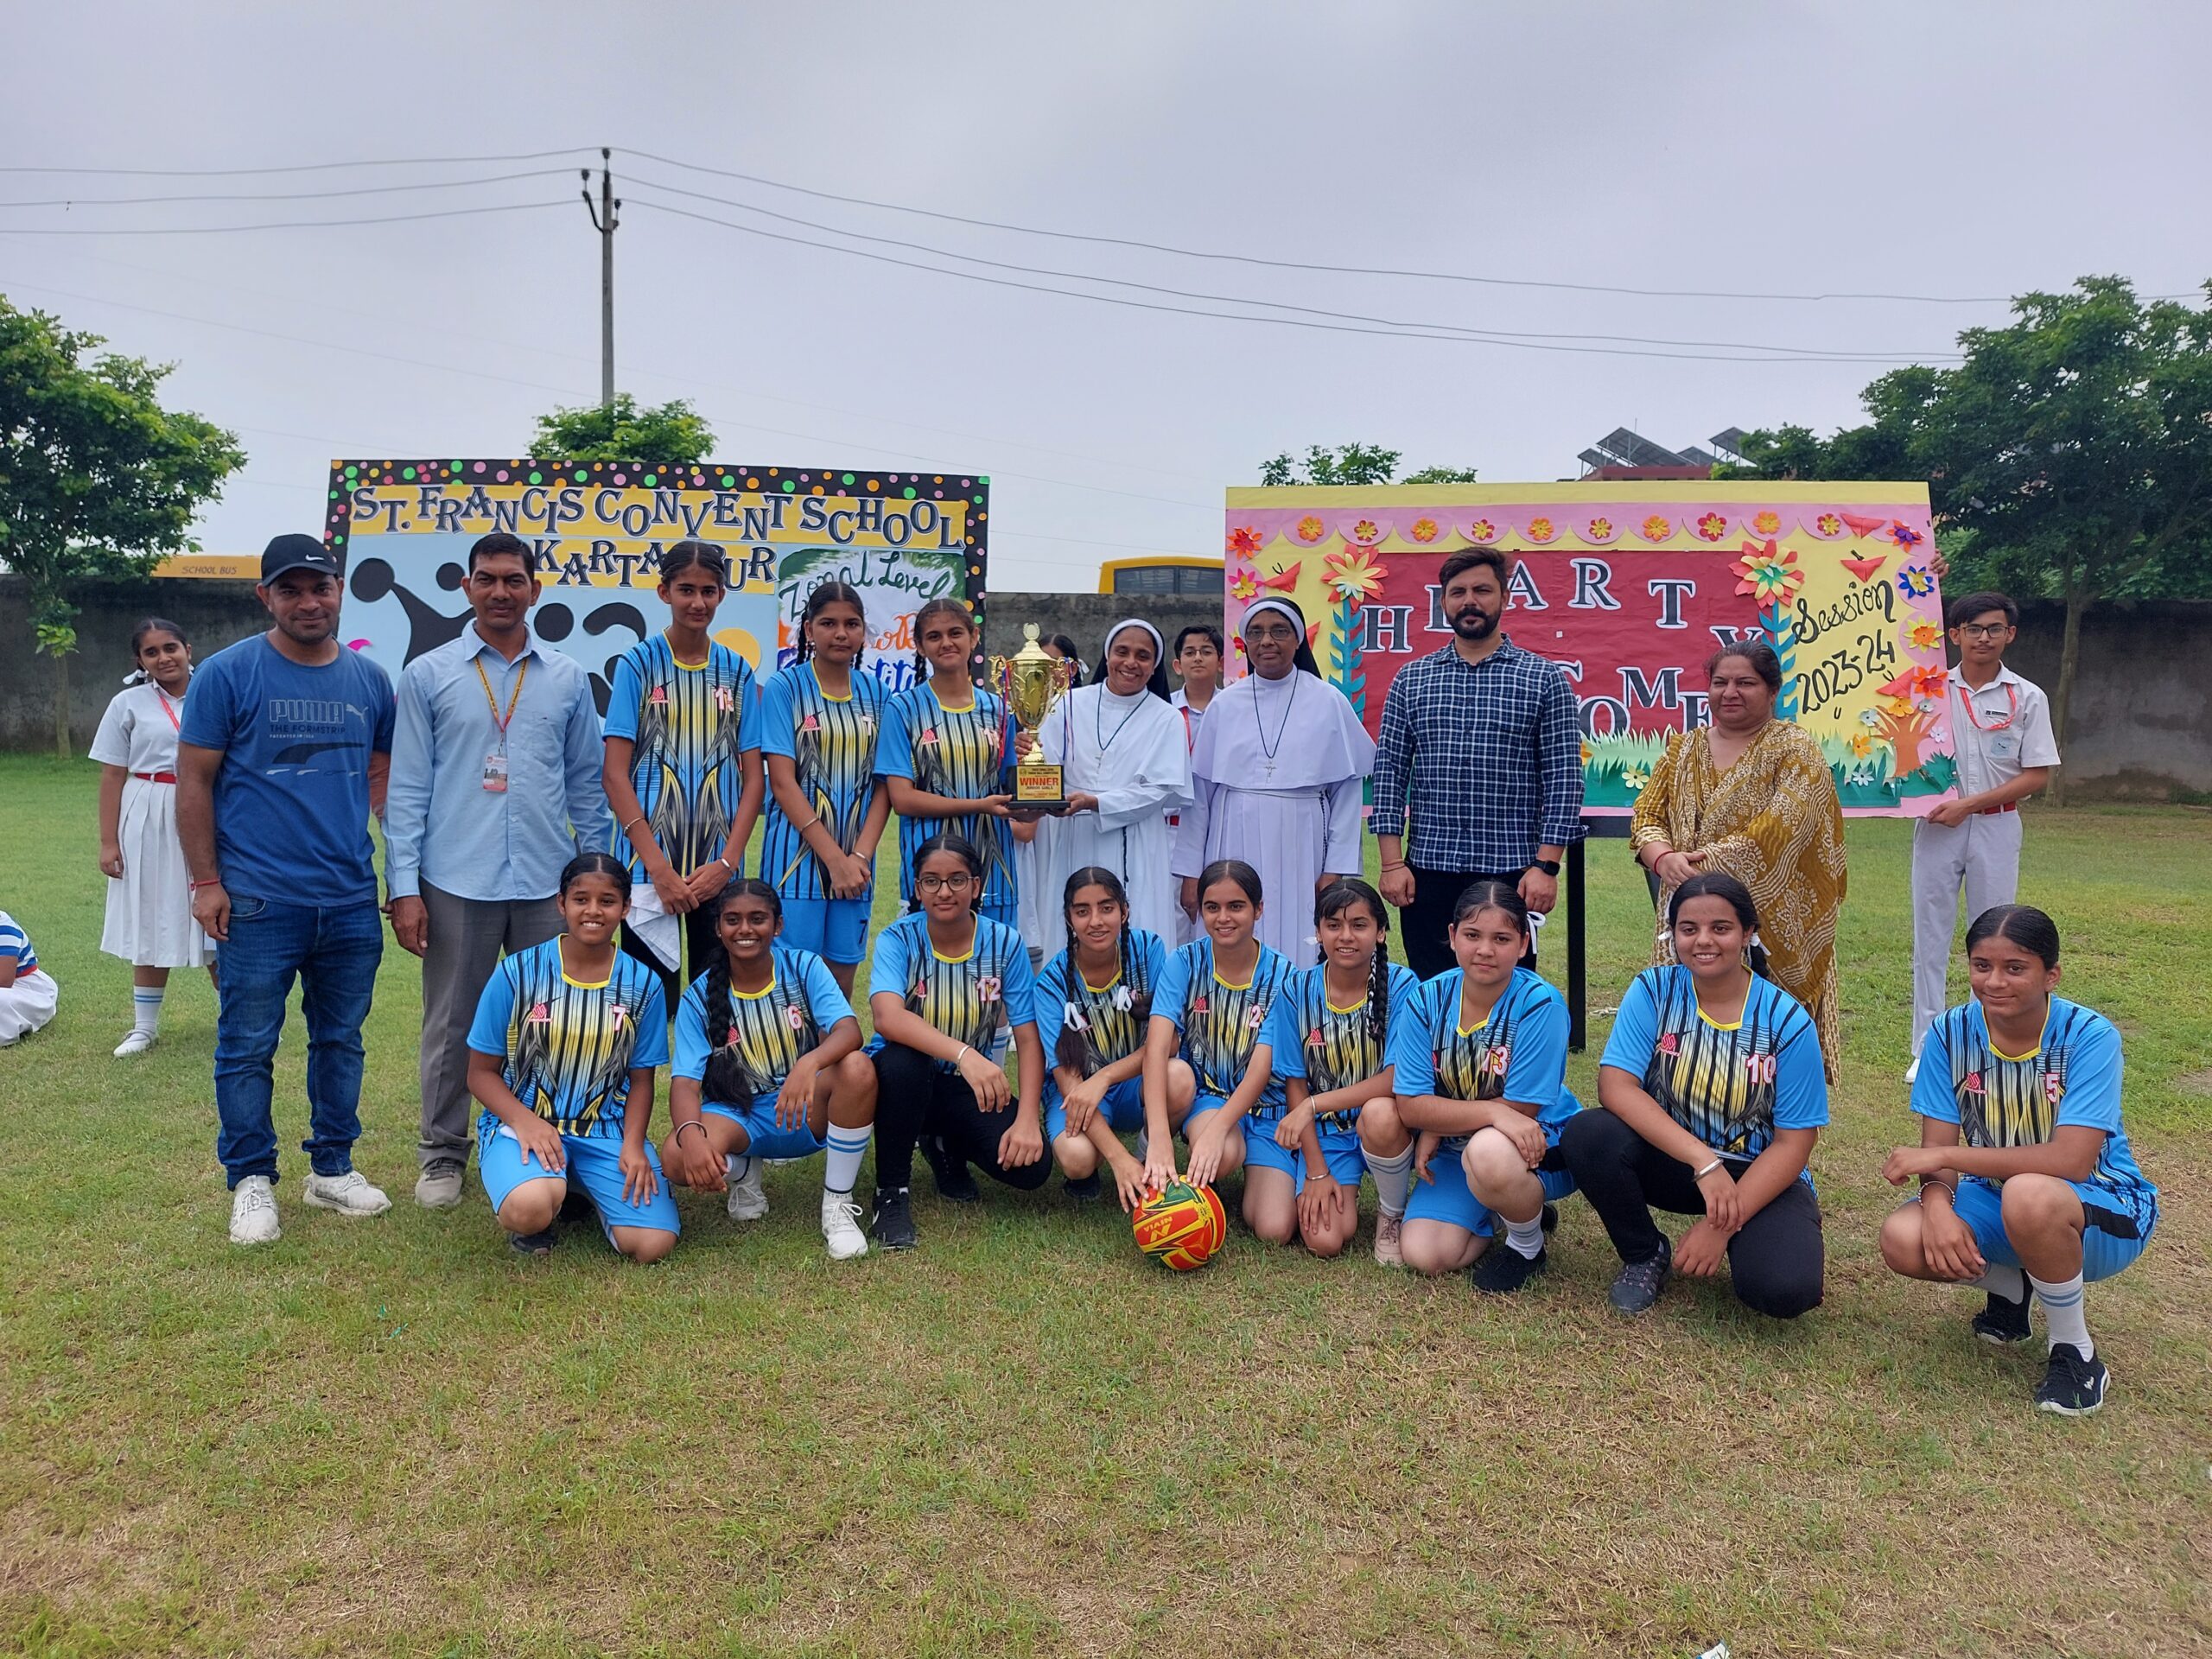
[1019,619,1192,944]
[1173,597,1375,961]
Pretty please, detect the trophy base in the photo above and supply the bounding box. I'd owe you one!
[1011,761,1070,817]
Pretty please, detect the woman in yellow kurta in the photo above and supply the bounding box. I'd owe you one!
[1630,642,1847,1078]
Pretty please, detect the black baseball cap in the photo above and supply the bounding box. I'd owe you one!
[260,533,344,582]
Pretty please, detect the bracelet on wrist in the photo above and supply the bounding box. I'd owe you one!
[673,1118,708,1145]
[1693,1156,1724,1180]
[188,878,223,892]
[1918,1175,1957,1204]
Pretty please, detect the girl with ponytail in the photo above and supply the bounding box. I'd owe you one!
[1247,880,1421,1256]
[1034,867,1170,1210]
[658,878,880,1261]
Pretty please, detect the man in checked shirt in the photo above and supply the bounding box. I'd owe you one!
[1373,548,1584,981]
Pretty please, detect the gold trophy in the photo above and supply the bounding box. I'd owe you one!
[989,623,1079,812]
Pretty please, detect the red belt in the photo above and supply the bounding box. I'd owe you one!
[132,770,178,784]
[1978,801,2017,817]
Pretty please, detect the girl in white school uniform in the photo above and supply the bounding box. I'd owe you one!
[0,911,59,1045]
[90,619,215,1056]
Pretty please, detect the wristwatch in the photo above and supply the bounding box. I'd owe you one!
[1532,858,1562,878]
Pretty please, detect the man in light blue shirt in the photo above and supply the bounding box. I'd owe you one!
[385,531,612,1210]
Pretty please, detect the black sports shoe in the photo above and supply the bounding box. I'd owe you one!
[870,1186,918,1251]
[1541,1202,1560,1235]
[1065,1173,1103,1204]
[1973,1288,2034,1345]
[508,1227,557,1259]
[1607,1236,1672,1314]
[1471,1244,1548,1295]
[2034,1344,2109,1415]
[556,1189,594,1225]
[922,1135,980,1204]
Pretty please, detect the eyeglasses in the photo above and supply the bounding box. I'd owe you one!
[916,873,976,893]
[1957,623,2012,639]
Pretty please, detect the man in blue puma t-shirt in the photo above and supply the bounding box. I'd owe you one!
[178,533,397,1247]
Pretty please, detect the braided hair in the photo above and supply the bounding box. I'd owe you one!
[696,877,782,1108]
[1313,878,1393,1050]
[1667,871,1771,978]
[1055,866,1154,1076]
[909,594,976,680]
[795,579,868,668]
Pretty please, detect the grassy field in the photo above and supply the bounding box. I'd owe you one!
[1,752,2206,1658]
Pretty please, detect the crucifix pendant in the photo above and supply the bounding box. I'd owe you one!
[1262,758,1276,778]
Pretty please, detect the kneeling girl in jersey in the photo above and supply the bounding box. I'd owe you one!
[1141,859,1294,1197]
[1878,904,2158,1416]
[659,878,880,1261]
[1036,866,1168,1209]
[1389,880,1580,1293]
[465,853,677,1262]
[866,833,1049,1250]
[1563,872,1827,1319]
[1250,880,1420,1256]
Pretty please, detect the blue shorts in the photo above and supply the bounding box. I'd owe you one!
[477,1117,680,1243]
[1951,1177,2154,1283]
[779,897,871,965]
[1180,1092,1229,1141]
[1044,1074,1147,1143]
[702,1096,827,1161]
[1242,1116,1366,1194]
[1405,1130,1576,1237]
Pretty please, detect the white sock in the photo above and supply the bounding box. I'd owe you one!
[1135,1130,1148,1163]
[726,1153,753,1185]
[1972,1264,2026,1303]
[2030,1272,2092,1357]
[823,1125,873,1197]
[1503,1211,1548,1260]
[131,986,165,1036]
[1367,1143,1414,1217]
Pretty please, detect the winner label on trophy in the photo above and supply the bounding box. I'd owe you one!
[989,624,1079,813]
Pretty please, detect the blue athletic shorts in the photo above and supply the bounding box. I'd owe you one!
[477,1117,680,1243]
[1180,1091,1229,1141]
[1951,1177,2153,1283]
[1044,1074,1147,1143]
[1241,1116,1366,1194]
[1404,1129,1576,1236]
[779,897,871,965]
[702,1096,827,1161]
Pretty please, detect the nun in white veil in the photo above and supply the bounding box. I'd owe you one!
[1172,597,1375,961]
[1019,619,1192,944]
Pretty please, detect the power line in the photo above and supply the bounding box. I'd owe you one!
[620,168,1956,364]
[0,148,596,178]
[0,168,580,210]
[0,199,575,237]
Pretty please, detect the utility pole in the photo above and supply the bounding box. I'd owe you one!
[580,149,620,407]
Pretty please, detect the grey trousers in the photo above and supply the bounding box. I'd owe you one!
[417,880,562,1166]
[1910,810,2023,1055]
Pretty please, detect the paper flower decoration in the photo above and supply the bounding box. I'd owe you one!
[1879,694,1915,718]
[1526,516,1557,543]
[1624,769,1650,791]
[1409,516,1440,543]
[1641,515,1673,542]
[1586,517,1614,541]
[1295,515,1325,543]
[1323,546,1387,606]
[1230,570,1258,601]
[1468,518,1497,543]
[1910,620,1944,651]
[1907,665,1948,698]
[1859,707,1884,729]
[1349,518,1381,544]
[1898,563,1936,597]
[1260,561,1301,591]
[1580,741,1594,764]
[1731,539,1804,605]
[1811,512,1841,537]
[1752,510,1782,537]
[1695,512,1728,542]
[1849,734,1874,759]
[1889,520,1926,551]
[1228,525,1263,556]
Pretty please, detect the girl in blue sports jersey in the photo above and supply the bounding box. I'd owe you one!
[1389,880,1581,1293]
[658,878,880,1262]
[878,596,1023,934]
[1141,859,1294,1197]
[1036,867,1169,1210]
[1879,905,2159,1417]
[761,582,892,994]
[602,541,764,1001]
[465,853,677,1262]
[1565,872,1827,1319]
[865,833,1049,1250]
[1248,880,1421,1257]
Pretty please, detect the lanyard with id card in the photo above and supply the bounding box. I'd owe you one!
[476,658,527,792]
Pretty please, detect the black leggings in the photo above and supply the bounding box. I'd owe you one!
[619,907,722,1010]
[1559,1106,1824,1319]
[870,1040,1053,1196]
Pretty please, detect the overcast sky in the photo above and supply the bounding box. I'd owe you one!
[5,1,2209,592]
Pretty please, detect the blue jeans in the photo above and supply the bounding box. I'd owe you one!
[213,895,384,1188]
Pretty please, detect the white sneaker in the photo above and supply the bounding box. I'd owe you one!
[229,1175,281,1245]
[822,1192,869,1260]
[1904,1052,1922,1086]
[302,1169,392,1217]
[726,1154,768,1221]
[113,1029,156,1057]
[1373,1211,1405,1268]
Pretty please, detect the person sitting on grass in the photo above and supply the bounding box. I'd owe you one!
[865,833,1050,1251]
[1389,880,1581,1293]
[464,853,677,1262]
[1561,872,1827,1319]
[1035,867,1168,1210]
[658,877,878,1261]
[1141,859,1294,1200]
[1878,904,2159,1417]
[1248,880,1420,1258]
[0,909,58,1046]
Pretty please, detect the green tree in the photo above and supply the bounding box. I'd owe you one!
[531,394,717,466]
[1398,464,1482,484]
[1258,444,1477,486]
[0,297,245,757]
